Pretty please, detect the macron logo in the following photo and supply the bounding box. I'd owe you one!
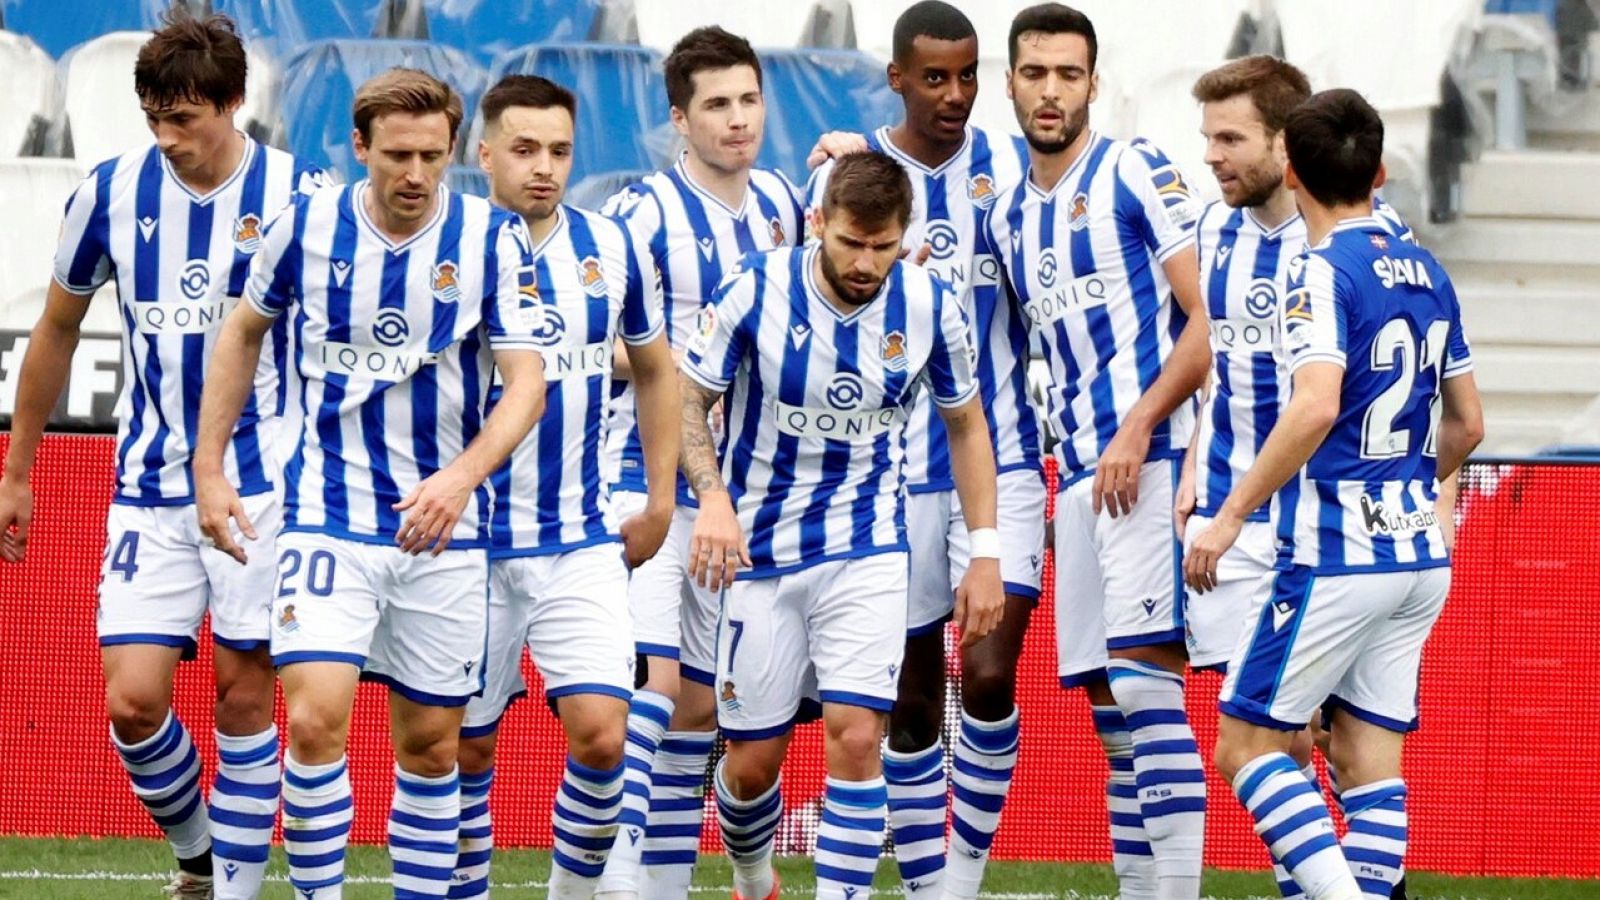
[1271,600,1295,632]
[789,324,810,350]
[138,217,157,242]
[627,827,642,846]
[330,260,351,288]
[698,237,716,262]
[1215,244,1232,270]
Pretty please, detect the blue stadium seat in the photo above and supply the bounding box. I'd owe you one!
[755,48,898,182]
[276,39,487,181]
[213,0,424,55]
[422,0,599,66]
[1484,0,1559,27]
[567,168,653,212]
[444,164,488,198]
[0,0,167,58]
[489,43,669,186]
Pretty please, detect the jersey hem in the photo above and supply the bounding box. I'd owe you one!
[740,543,908,581]
[489,533,620,560]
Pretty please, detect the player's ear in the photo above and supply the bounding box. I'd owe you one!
[1372,160,1388,191]
[351,128,368,164]
[478,139,492,173]
[1282,158,1301,192]
[887,60,904,96]
[1088,70,1098,104]
[670,105,689,138]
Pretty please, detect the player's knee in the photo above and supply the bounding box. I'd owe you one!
[960,656,1018,720]
[284,698,350,763]
[394,731,460,778]
[887,701,941,752]
[104,686,170,744]
[826,714,884,775]
[213,674,275,732]
[721,749,781,800]
[1212,731,1253,785]
[566,715,626,771]
[457,734,497,776]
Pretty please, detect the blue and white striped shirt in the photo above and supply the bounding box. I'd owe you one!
[988,134,1203,484]
[682,247,977,578]
[1275,216,1472,573]
[601,156,804,502]
[806,126,1040,493]
[244,181,539,547]
[489,205,662,557]
[52,137,323,505]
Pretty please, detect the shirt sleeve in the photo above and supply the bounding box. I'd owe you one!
[923,275,979,408]
[618,221,664,346]
[51,166,113,296]
[1280,252,1347,373]
[681,266,757,393]
[242,197,303,319]
[483,212,544,350]
[1440,276,1474,379]
[1118,139,1202,263]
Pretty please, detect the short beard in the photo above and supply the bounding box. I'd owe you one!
[1021,102,1089,156]
[1233,171,1283,210]
[820,249,882,306]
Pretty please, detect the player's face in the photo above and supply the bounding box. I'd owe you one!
[673,65,765,177]
[143,97,240,173]
[1201,93,1285,209]
[817,209,905,306]
[479,104,574,223]
[1007,31,1096,154]
[354,111,455,227]
[891,35,979,146]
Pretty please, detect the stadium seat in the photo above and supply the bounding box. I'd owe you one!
[444,163,487,197]
[0,32,57,157]
[0,0,166,59]
[58,31,154,165]
[635,2,823,53]
[212,0,426,55]
[422,0,600,65]
[0,158,118,334]
[275,39,488,181]
[754,48,900,181]
[566,167,653,211]
[236,42,282,143]
[486,43,669,186]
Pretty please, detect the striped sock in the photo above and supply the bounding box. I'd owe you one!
[1107,660,1205,899]
[944,708,1019,900]
[390,766,461,899]
[283,754,352,899]
[210,726,280,899]
[1269,764,1322,899]
[112,711,211,862]
[597,690,674,896]
[816,776,887,900]
[640,730,714,898]
[883,741,946,896]
[448,768,495,898]
[1341,780,1408,899]
[715,759,782,900]
[550,757,625,900]
[1093,705,1156,900]
[1233,753,1359,900]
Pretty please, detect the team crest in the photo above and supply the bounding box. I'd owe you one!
[1068,192,1091,231]
[431,261,462,304]
[720,680,740,711]
[881,330,908,373]
[278,604,299,633]
[576,256,607,297]
[967,174,997,208]
[233,214,262,254]
[769,217,786,247]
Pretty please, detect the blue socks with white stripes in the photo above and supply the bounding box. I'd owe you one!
[210,725,281,899]
[596,689,674,897]
[1107,660,1206,899]
[715,760,782,900]
[112,711,211,867]
[1234,752,1361,900]
[550,756,625,900]
[945,708,1021,900]
[1341,780,1408,899]
[283,754,353,898]
[448,767,496,898]
[1093,705,1157,898]
[883,741,946,895]
[816,776,888,900]
[390,765,461,898]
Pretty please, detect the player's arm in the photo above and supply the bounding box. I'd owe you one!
[1434,371,1484,483]
[679,376,746,590]
[1174,379,1213,540]
[940,395,1005,645]
[194,303,279,563]
[0,280,93,563]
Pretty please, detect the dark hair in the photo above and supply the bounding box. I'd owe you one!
[665,26,763,110]
[822,152,913,229]
[1191,55,1311,134]
[1008,3,1097,71]
[134,10,247,111]
[1284,88,1385,207]
[892,1,977,63]
[352,68,464,145]
[481,74,577,128]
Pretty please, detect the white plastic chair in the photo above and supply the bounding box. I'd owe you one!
[59,31,153,165]
[0,33,59,158]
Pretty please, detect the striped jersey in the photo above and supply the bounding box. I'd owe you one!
[805,125,1040,493]
[1193,198,1413,521]
[600,156,804,502]
[1275,216,1472,574]
[488,205,662,557]
[681,246,977,579]
[52,137,323,506]
[244,181,540,548]
[988,134,1204,483]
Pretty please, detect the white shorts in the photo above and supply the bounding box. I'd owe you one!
[614,490,719,684]
[1219,565,1450,732]
[97,491,282,656]
[462,544,637,734]
[1182,515,1276,670]
[1055,458,1185,687]
[715,552,908,740]
[269,532,489,706]
[906,468,1048,635]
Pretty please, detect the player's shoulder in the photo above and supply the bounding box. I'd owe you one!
[1195,200,1238,237]
[750,166,801,201]
[257,143,328,192]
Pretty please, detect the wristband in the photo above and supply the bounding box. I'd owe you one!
[969,527,1001,560]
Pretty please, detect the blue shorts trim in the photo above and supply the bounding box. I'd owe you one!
[818,690,895,713]
[213,635,266,652]
[1324,694,1419,734]
[100,633,200,662]
[547,683,633,704]
[460,689,529,739]
[361,671,477,708]
[1058,667,1108,690]
[721,721,797,741]
[1218,699,1305,732]
[1106,627,1186,651]
[1002,581,1041,602]
[681,663,715,686]
[636,642,680,661]
[907,613,953,638]
[273,650,366,670]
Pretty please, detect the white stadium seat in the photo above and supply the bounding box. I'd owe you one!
[0,32,59,158]
[635,2,823,51]
[0,158,120,335]
[59,31,152,166]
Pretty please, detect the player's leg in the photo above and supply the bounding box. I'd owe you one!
[886,489,956,899]
[204,490,284,899]
[1102,460,1205,900]
[452,731,502,900]
[389,693,468,899]
[98,504,214,889]
[1055,475,1156,897]
[943,469,1046,900]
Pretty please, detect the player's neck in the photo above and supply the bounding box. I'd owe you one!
[886,121,963,170]
[521,206,561,247]
[171,130,247,195]
[363,185,439,243]
[1250,186,1299,232]
[1300,198,1372,246]
[1028,126,1092,193]
[682,151,750,211]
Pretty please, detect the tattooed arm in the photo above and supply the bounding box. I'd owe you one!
[680,376,748,591]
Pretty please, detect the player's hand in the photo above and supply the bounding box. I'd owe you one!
[620,498,673,569]
[0,475,33,564]
[953,557,1005,648]
[1183,512,1243,594]
[898,242,933,267]
[393,467,477,556]
[687,491,748,592]
[1173,462,1196,541]
[805,131,870,170]
[1093,424,1152,518]
[196,472,257,566]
